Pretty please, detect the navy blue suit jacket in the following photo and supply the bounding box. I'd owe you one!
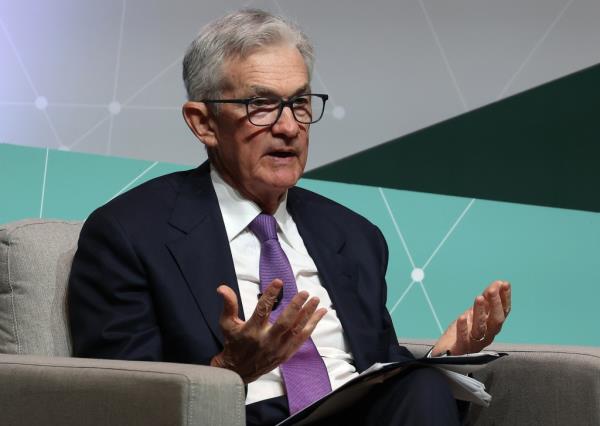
[68,161,413,372]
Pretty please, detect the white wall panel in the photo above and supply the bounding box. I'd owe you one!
[1,0,598,167]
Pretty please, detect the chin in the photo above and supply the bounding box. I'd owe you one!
[265,169,302,189]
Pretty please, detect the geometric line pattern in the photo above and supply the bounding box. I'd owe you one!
[0,17,63,148]
[497,0,576,100]
[107,161,159,202]
[422,198,476,270]
[3,0,599,172]
[380,188,476,335]
[418,0,469,111]
[0,7,185,155]
[107,0,127,155]
[39,148,49,218]
[379,187,416,268]
[66,54,184,152]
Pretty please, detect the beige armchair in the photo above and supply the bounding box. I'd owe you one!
[1,219,599,425]
[0,219,244,426]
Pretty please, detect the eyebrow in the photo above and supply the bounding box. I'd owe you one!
[248,84,311,98]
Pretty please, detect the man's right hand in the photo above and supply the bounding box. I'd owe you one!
[210,279,327,384]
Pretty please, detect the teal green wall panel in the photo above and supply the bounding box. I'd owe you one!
[0,143,47,223]
[42,151,158,220]
[1,143,189,222]
[299,178,600,347]
[2,143,599,347]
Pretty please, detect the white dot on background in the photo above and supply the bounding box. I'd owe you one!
[108,101,121,115]
[58,145,70,151]
[332,105,346,120]
[411,268,425,282]
[35,96,48,110]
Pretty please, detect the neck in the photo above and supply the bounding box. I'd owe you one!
[254,195,283,215]
[211,162,285,215]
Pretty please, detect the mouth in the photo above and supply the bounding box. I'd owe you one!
[266,150,296,159]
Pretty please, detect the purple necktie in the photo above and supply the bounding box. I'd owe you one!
[249,213,332,414]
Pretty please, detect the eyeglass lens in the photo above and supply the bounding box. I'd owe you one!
[247,95,324,126]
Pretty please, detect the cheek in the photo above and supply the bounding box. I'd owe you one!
[229,134,257,170]
[299,148,308,164]
[299,140,309,166]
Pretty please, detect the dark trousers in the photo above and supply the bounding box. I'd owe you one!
[246,367,462,426]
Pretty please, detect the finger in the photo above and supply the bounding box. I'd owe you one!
[456,314,470,353]
[300,306,328,338]
[217,284,242,327]
[278,307,327,362]
[484,284,506,329]
[288,297,322,337]
[271,302,325,363]
[246,279,284,328]
[269,291,311,336]
[484,280,503,295]
[471,295,488,341]
[500,281,512,316]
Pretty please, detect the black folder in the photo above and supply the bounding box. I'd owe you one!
[276,351,507,426]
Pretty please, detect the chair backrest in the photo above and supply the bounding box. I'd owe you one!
[0,219,83,356]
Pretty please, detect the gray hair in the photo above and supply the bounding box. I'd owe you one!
[182,9,314,101]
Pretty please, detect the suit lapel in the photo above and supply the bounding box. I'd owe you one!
[164,173,366,353]
[287,188,364,361]
[166,163,242,346]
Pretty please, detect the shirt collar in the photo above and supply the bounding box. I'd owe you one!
[210,166,294,244]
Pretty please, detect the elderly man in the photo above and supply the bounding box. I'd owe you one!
[68,9,511,425]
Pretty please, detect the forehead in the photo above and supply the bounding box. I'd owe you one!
[222,45,310,96]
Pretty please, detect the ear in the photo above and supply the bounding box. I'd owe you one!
[182,101,219,149]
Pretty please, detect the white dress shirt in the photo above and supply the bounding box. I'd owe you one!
[210,168,359,405]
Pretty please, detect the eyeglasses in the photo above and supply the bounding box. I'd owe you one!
[201,93,328,127]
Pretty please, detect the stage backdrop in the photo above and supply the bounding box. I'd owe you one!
[1,0,599,346]
[2,98,599,347]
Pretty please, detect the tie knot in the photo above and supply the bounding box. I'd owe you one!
[249,213,278,243]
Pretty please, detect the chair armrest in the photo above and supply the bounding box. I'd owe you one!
[0,354,245,426]
[399,339,600,425]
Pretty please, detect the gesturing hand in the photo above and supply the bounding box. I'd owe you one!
[432,280,511,356]
[210,279,327,384]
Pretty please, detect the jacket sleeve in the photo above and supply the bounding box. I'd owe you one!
[374,225,415,362]
[68,209,163,361]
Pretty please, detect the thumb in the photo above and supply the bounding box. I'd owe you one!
[217,284,241,326]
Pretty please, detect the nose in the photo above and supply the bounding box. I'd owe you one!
[271,105,300,138]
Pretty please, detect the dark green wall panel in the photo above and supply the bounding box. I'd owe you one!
[306,63,600,213]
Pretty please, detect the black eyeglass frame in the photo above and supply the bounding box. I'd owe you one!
[200,93,329,127]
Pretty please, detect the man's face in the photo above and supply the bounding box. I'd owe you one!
[209,44,311,205]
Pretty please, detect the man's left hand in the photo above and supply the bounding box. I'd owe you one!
[431,280,511,356]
